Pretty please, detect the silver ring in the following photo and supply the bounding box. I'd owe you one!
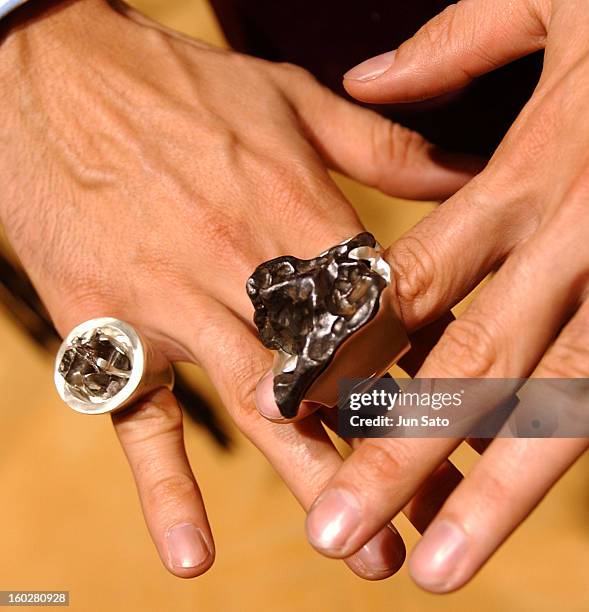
[247,232,410,418]
[54,317,174,415]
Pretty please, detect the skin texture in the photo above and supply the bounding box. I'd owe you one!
[0,0,483,580]
[258,0,589,593]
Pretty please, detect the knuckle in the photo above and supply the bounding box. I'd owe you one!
[256,159,333,229]
[145,472,197,510]
[472,464,516,511]
[541,338,589,377]
[431,317,499,377]
[67,275,110,306]
[373,120,427,173]
[193,207,237,249]
[419,7,454,48]
[55,280,123,335]
[117,395,183,446]
[262,158,309,202]
[388,234,437,308]
[527,0,550,32]
[133,240,189,291]
[416,5,468,61]
[275,61,317,85]
[231,365,259,418]
[355,440,414,484]
[221,353,268,429]
[204,120,242,159]
[188,206,253,267]
[260,159,303,204]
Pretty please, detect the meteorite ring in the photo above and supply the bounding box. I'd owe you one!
[54,317,174,415]
[247,232,411,419]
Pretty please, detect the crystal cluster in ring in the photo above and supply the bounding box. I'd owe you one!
[58,327,133,404]
[247,232,390,418]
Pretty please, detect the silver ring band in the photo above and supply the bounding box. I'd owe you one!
[54,317,174,415]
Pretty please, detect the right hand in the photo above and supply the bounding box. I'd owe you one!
[268,0,589,593]
[0,0,481,579]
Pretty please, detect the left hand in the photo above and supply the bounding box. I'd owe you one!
[258,0,589,592]
[0,0,483,581]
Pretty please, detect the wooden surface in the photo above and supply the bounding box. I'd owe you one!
[0,1,587,610]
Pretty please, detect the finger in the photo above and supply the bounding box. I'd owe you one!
[306,435,460,558]
[417,204,588,379]
[319,407,466,536]
[276,64,486,201]
[409,438,587,592]
[188,304,406,580]
[113,387,215,578]
[409,296,589,591]
[343,0,548,103]
[384,173,535,331]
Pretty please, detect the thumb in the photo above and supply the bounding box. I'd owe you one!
[343,0,548,103]
[275,63,486,201]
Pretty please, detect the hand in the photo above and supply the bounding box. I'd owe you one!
[262,0,589,592]
[0,0,480,579]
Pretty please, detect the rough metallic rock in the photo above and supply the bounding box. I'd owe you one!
[58,329,132,403]
[247,232,388,418]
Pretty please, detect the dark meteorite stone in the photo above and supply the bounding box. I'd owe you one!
[247,232,388,418]
[58,329,132,403]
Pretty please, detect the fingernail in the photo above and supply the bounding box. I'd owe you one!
[346,524,405,579]
[409,520,468,590]
[166,523,211,570]
[254,370,284,420]
[306,489,361,554]
[344,50,396,81]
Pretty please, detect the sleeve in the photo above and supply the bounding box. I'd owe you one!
[0,0,28,19]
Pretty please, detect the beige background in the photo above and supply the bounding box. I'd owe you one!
[0,1,588,610]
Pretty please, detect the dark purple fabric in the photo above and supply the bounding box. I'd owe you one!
[210,0,542,156]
